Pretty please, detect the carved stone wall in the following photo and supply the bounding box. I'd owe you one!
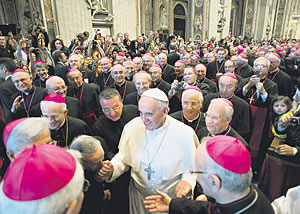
[274,0,286,39]
[244,0,255,38]
[194,0,204,40]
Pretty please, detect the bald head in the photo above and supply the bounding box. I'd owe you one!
[46,76,67,97]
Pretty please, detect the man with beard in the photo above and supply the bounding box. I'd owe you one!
[206,48,226,81]
[202,73,253,141]
[108,64,136,102]
[46,75,81,118]
[10,69,47,120]
[171,86,205,133]
[33,60,49,88]
[195,63,218,93]
[67,68,101,128]
[124,71,152,105]
[40,93,90,147]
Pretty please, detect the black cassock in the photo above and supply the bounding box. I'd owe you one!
[10,86,48,120]
[67,83,101,128]
[95,71,114,91]
[0,77,18,121]
[123,91,140,106]
[65,96,82,119]
[170,111,206,133]
[235,64,253,78]
[92,104,139,159]
[51,116,90,147]
[150,79,171,96]
[267,69,295,98]
[202,93,253,142]
[107,80,137,102]
[197,78,218,93]
[197,126,249,151]
[206,59,225,81]
[169,186,274,214]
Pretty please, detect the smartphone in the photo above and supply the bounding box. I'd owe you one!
[253,70,260,77]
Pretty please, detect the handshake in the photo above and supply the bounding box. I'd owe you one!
[95,160,114,182]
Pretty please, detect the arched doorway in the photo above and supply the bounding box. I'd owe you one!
[174,4,186,39]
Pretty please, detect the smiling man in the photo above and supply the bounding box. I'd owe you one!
[97,88,199,214]
[33,60,49,88]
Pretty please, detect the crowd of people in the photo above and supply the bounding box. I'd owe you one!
[0,24,300,214]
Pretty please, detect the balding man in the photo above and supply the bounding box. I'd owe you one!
[46,75,81,118]
[124,71,152,105]
[265,53,294,98]
[195,63,218,93]
[144,135,274,214]
[235,54,253,78]
[142,54,154,72]
[202,73,253,141]
[95,57,114,90]
[98,88,199,214]
[223,59,244,84]
[70,135,106,214]
[41,94,90,147]
[0,144,85,214]
[108,64,136,102]
[149,64,171,95]
[171,86,205,133]
[157,53,175,84]
[10,69,47,120]
[197,98,249,150]
[67,68,101,127]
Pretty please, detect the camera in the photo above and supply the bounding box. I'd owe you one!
[291,110,300,125]
[253,70,260,77]
[178,82,184,89]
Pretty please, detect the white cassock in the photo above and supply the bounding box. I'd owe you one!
[108,115,199,214]
[272,185,300,214]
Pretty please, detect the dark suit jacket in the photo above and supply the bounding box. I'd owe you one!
[0,77,18,121]
[65,96,82,119]
[162,64,176,84]
[167,51,180,66]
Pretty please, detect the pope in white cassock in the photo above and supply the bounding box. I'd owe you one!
[99,88,199,214]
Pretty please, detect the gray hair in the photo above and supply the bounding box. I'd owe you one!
[201,138,252,193]
[40,100,67,114]
[133,72,152,85]
[210,98,234,118]
[265,53,281,63]
[99,88,121,102]
[6,118,49,155]
[0,157,84,214]
[70,135,101,157]
[182,89,203,104]
[254,57,270,69]
[123,60,134,67]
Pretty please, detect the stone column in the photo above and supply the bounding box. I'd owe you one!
[153,0,159,31]
[168,0,174,34]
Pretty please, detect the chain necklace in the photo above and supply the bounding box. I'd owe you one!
[144,120,169,180]
[22,86,36,117]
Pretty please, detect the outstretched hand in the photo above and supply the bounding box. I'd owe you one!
[144,190,171,213]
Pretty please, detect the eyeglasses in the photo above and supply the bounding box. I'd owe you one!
[204,112,221,121]
[102,105,121,113]
[189,169,208,174]
[254,64,267,68]
[83,179,90,192]
[112,70,124,75]
[182,101,199,107]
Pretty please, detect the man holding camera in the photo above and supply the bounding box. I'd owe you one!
[238,56,278,181]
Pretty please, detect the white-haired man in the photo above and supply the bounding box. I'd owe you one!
[69,53,93,83]
[98,88,199,214]
[108,64,136,102]
[0,144,85,214]
[123,60,135,81]
[144,135,274,214]
[197,98,249,150]
[133,57,142,73]
[124,71,152,105]
[142,54,154,72]
[40,93,90,147]
[171,86,205,133]
[46,75,81,118]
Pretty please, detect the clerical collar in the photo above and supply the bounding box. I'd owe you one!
[125,76,133,81]
[153,79,162,87]
[115,81,126,88]
[211,126,231,136]
[184,113,200,122]
[24,85,35,96]
[41,75,49,81]
[54,118,66,130]
[5,75,12,81]
[217,187,258,214]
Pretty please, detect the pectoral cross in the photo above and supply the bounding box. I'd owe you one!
[249,95,255,104]
[144,165,155,180]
